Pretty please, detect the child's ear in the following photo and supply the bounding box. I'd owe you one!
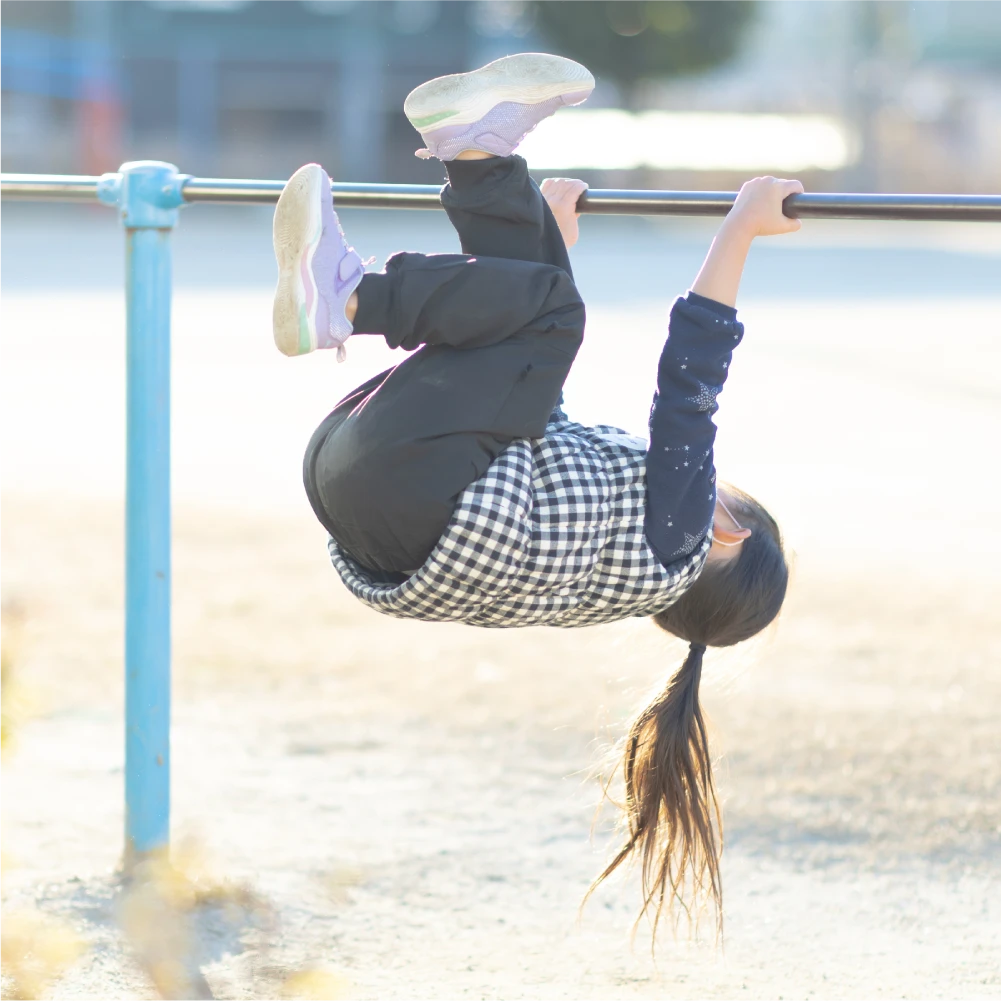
[712,525,752,545]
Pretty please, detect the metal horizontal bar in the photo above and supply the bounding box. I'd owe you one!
[178,179,1001,221]
[770,191,1001,222]
[1,173,106,200]
[3,172,1000,221]
[181,177,445,207]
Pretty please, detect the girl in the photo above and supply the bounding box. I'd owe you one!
[272,53,797,933]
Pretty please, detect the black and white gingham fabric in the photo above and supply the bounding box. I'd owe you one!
[327,410,711,628]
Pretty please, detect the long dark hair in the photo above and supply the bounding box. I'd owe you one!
[591,487,788,938]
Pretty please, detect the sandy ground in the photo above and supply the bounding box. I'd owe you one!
[2,210,1000,999]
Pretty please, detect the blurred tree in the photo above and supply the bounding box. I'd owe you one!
[529,1,756,99]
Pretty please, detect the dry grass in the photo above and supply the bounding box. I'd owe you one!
[1,600,29,755]
[0,911,83,1001]
[117,843,272,1000]
[278,968,350,1000]
[2,603,85,1001]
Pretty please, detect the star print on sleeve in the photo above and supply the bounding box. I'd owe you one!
[672,531,705,557]
[688,381,721,413]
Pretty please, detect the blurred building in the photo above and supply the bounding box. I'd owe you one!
[0,0,530,183]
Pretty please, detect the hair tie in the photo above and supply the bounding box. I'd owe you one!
[690,642,707,656]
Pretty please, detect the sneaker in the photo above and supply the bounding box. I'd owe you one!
[272,163,364,358]
[404,52,594,161]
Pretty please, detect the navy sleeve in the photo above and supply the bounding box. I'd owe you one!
[644,291,744,568]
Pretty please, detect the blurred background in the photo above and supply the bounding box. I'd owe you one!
[3,0,1001,191]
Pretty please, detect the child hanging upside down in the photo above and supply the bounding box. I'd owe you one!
[271,52,800,933]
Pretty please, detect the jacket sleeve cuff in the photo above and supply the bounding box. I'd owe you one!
[685,290,738,322]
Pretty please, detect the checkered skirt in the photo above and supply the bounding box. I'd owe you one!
[327,412,710,628]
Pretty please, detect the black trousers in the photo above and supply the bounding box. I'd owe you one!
[302,156,585,575]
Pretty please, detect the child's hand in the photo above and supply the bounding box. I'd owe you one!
[540,177,588,249]
[727,176,805,238]
[691,176,804,306]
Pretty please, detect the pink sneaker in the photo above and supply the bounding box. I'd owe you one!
[272,163,364,358]
[404,52,594,161]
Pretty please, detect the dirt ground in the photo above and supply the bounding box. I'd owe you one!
[2,215,1000,998]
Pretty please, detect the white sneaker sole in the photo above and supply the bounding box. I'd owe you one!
[404,52,594,133]
[272,163,325,357]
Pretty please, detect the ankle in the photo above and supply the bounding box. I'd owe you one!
[346,290,358,324]
[453,149,497,161]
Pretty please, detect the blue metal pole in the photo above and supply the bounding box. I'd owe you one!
[99,161,188,863]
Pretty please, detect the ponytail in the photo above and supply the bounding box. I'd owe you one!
[589,485,788,940]
[590,641,722,937]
